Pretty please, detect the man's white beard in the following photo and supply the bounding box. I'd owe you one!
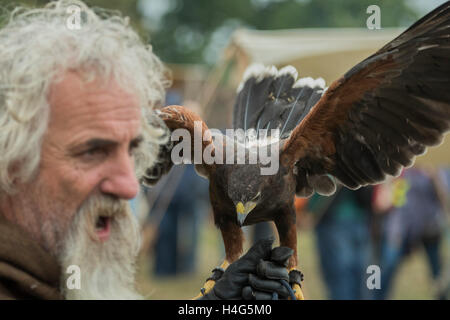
[59,195,143,300]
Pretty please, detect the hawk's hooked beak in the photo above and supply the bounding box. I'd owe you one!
[236,201,257,226]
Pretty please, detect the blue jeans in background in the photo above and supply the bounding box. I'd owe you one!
[315,216,372,300]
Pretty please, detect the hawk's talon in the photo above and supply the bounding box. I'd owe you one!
[289,269,305,300]
[206,267,225,282]
[192,279,216,299]
[192,260,230,299]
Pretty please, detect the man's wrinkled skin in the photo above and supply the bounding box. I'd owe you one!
[0,72,142,256]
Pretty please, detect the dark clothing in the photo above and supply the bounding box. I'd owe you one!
[0,213,62,300]
[316,215,371,299]
[375,168,448,300]
[148,164,209,276]
[308,187,374,300]
[381,168,445,254]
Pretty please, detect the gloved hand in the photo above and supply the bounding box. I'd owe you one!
[200,238,294,300]
[243,245,294,300]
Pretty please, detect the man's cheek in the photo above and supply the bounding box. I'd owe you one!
[47,165,95,209]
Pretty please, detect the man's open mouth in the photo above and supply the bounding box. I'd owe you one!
[95,216,111,242]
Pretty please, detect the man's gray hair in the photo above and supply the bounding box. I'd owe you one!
[0,0,170,193]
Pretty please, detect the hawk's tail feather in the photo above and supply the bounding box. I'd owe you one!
[233,63,325,139]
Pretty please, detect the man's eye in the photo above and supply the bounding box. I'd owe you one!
[79,147,107,160]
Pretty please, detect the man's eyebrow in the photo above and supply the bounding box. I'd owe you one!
[86,135,143,149]
[85,138,117,149]
[70,136,143,154]
[68,138,116,155]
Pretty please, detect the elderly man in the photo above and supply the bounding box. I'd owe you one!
[0,1,293,300]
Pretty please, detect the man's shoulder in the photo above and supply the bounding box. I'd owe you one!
[0,215,62,300]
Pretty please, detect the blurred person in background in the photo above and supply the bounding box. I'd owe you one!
[372,167,449,300]
[144,93,210,276]
[307,186,374,300]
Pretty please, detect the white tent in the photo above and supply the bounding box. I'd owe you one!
[224,28,404,85]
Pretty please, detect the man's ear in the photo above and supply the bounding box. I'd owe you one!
[6,161,20,191]
[7,158,36,192]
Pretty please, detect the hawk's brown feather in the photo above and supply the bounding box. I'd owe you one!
[282,1,450,191]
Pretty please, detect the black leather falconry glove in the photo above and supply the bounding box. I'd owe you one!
[243,246,294,300]
[199,238,294,300]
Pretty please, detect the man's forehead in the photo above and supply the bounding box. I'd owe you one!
[46,71,142,143]
[49,71,139,109]
[49,71,140,122]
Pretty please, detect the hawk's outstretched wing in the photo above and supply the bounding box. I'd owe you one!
[281,1,450,195]
[142,105,215,186]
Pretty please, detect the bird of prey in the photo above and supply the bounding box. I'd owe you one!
[144,2,450,299]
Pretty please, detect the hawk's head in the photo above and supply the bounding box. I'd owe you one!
[225,160,290,226]
[227,164,263,226]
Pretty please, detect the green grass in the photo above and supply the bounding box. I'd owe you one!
[135,221,449,300]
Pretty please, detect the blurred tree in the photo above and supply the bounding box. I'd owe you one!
[146,0,420,65]
[0,0,434,65]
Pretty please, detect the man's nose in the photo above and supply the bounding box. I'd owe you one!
[100,152,139,200]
